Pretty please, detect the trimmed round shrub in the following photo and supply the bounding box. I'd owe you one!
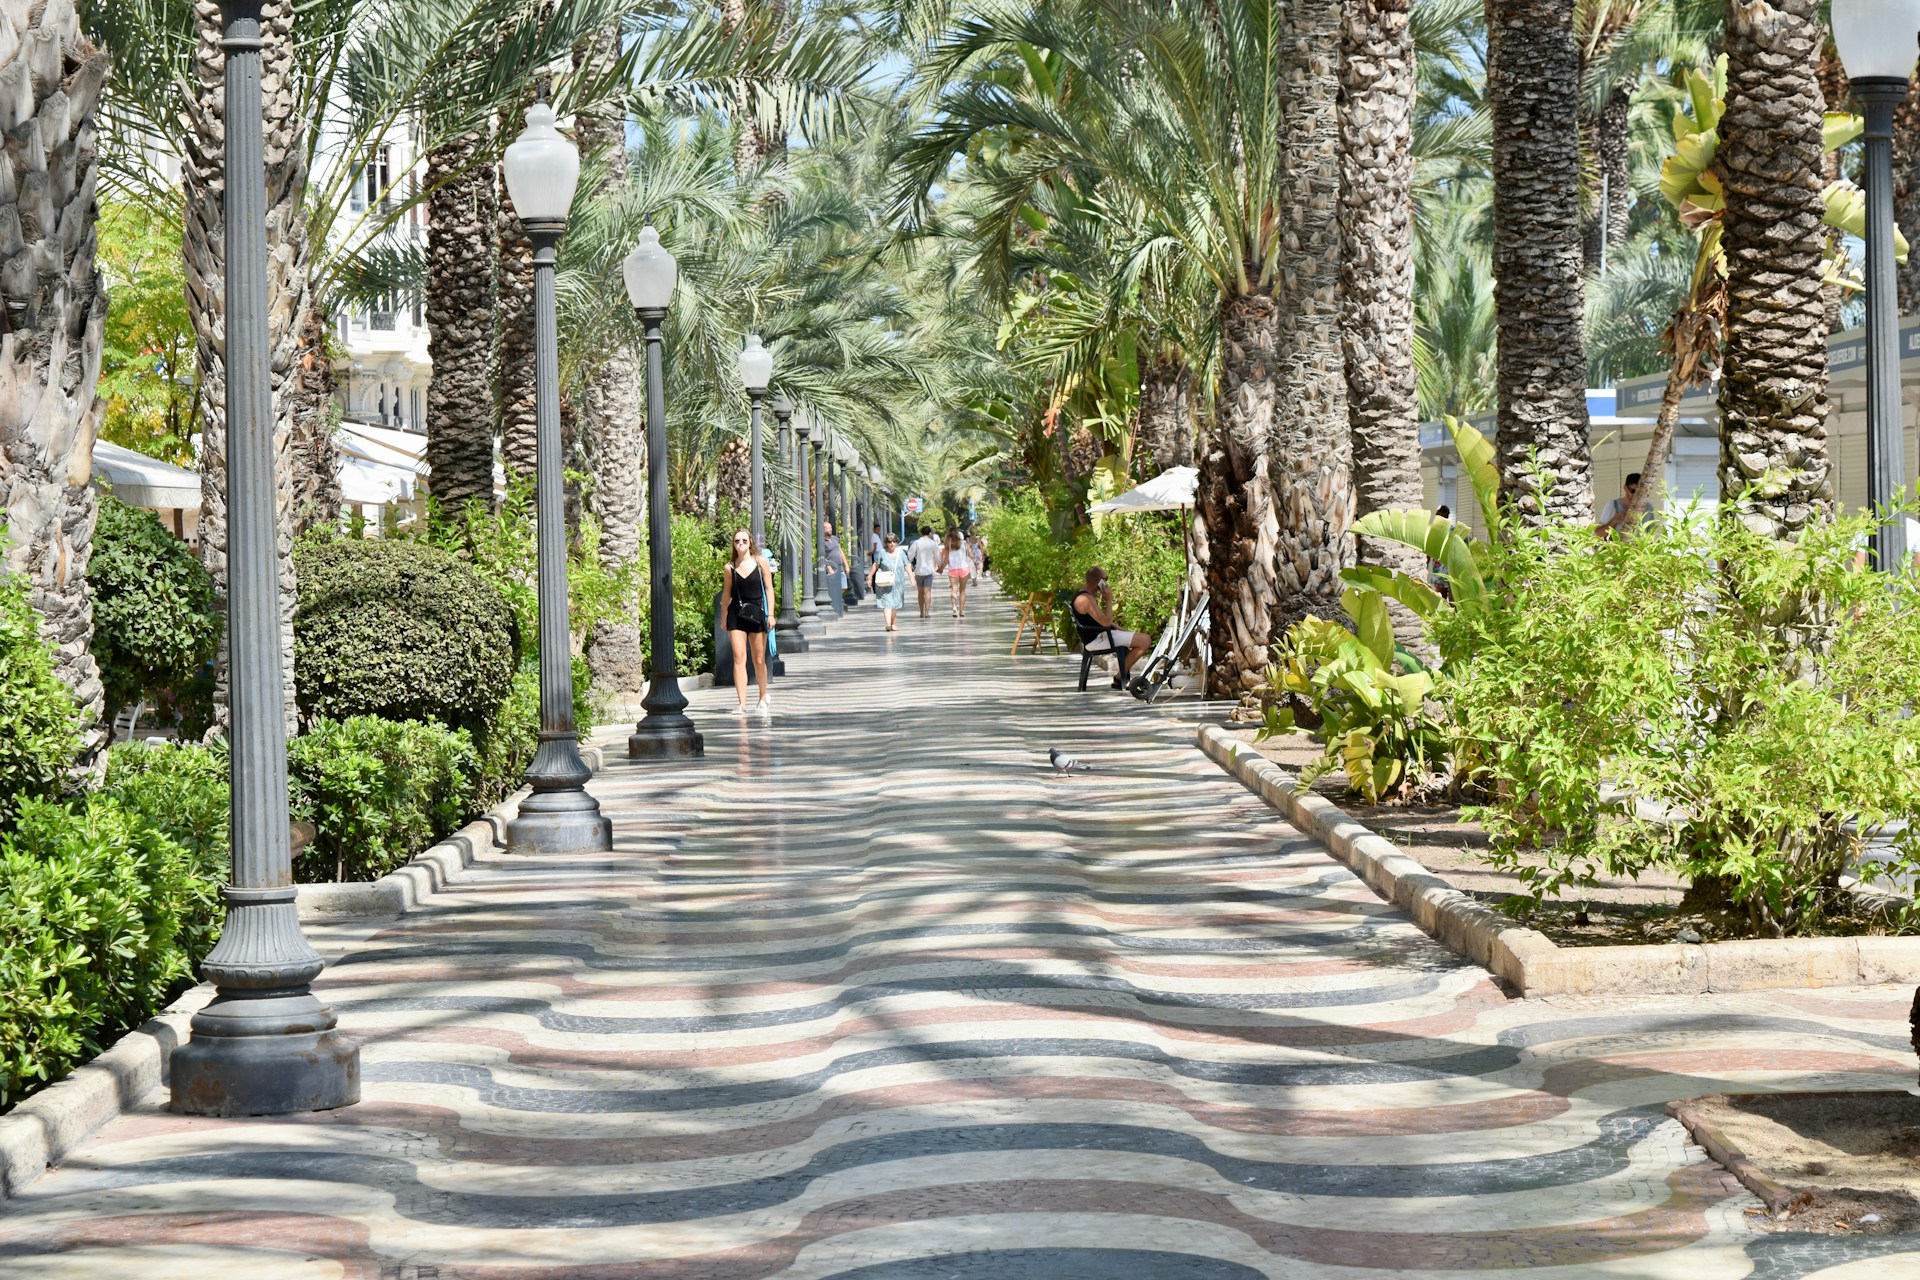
[294,537,515,734]
[87,496,222,722]
[0,566,80,824]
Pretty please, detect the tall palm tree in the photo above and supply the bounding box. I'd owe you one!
[1341,0,1424,644]
[424,124,500,509]
[0,0,109,759]
[1273,0,1355,638]
[1715,0,1830,536]
[572,21,647,703]
[903,0,1336,692]
[1486,0,1595,523]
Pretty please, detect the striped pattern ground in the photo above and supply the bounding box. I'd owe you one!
[3,583,1918,1278]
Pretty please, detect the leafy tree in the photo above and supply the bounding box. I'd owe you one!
[98,201,199,467]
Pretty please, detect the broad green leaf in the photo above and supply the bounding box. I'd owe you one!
[1824,112,1863,153]
[1447,417,1500,534]
[1822,180,1910,262]
[1340,565,1446,621]
[1342,586,1396,667]
[1352,508,1485,600]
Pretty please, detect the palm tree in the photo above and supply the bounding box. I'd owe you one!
[0,0,109,758]
[1715,0,1831,537]
[1487,0,1595,524]
[1342,0,1424,645]
[424,124,499,510]
[903,0,1339,692]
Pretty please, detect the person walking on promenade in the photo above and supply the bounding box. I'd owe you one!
[908,524,942,618]
[867,531,909,632]
[937,528,975,617]
[721,529,775,718]
[822,519,849,616]
[967,530,988,582]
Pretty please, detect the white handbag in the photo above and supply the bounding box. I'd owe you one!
[874,569,897,589]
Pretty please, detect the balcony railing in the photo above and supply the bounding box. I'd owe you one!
[369,311,396,331]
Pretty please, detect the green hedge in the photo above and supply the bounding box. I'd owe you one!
[88,496,221,731]
[981,487,1184,639]
[294,537,516,735]
[0,565,81,827]
[289,717,477,882]
[0,794,218,1106]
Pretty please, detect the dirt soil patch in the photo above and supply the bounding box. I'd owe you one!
[1677,1091,1920,1233]
[1228,727,1898,947]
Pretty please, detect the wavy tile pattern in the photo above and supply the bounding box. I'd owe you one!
[3,585,1917,1277]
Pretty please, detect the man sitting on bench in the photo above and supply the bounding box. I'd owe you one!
[1072,566,1152,690]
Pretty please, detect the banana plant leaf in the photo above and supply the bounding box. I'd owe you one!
[1340,564,1445,620]
[1352,509,1484,601]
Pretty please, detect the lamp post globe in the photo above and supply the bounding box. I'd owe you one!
[497,103,611,855]
[171,0,360,1115]
[772,393,808,654]
[624,225,704,759]
[1833,0,1920,569]
[738,335,783,677]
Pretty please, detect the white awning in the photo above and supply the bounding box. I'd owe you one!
[93,441,201,510]
[1088,465,1198,515]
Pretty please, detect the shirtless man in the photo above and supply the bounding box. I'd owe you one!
[1072,566,1152,690]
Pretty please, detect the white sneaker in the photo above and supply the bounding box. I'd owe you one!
[756,698,772,719]
[733,703,748,717]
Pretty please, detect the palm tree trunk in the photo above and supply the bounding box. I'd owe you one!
[572,22,647,704]
[1341,0,1424,648]
[289,300,341,534]
[1633,368,1688,517]
[1134,356,1194,477]
[494,165,538,479]
[1582,89,1632,273]
[1716,0,1832,536]
[1273,0,1353,635]
[182,0,302,736]
[1200,290,1282,693]
[725,0,789,191]
[1892,88,1920,314]
[1487,0,1595,524]
[424,128,500,512]
[0,0,109,761]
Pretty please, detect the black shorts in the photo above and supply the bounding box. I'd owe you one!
[726,603,768,634]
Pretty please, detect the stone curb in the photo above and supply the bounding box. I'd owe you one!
[1197,724,1920,996]
[1666,1095,1798,1215]
[1,785,531,1200]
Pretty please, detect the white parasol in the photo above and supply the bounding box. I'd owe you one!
[1087,465,1198,515]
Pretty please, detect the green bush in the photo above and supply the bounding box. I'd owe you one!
[87,496,222,725]
[472,655,593,808]
[0,565,80,826]
[982,487,1184,638]
[0,794,213,1105]
[1433,501,1920,937]
[294,537,516,735]
[289,716,478,882]
[981,488,1069,603]
[663,512,732,675]
[101,740,229,959]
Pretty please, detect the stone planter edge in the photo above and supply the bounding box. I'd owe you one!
[0,781,539,1200]
[1196,724,1920,996]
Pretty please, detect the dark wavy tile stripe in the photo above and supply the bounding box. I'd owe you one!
[819,1249,1273,1279]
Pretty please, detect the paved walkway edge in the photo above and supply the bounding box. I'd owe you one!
[1197,724,1920,996]
[1,787,527,1200]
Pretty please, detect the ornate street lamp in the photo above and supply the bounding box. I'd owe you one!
[772,393,808,653]
[739,335,783,676]
[811,426,834,615]
[499,103,613,854]
[794,415,824,635]
[624,226,704,759]
[172,0,360,1116]
[1834,0,1920,568]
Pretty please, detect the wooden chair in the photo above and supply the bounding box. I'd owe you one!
[1010,592,1065,655]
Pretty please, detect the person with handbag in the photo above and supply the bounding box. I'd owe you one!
[721,529,775,718]
[867,531,909,632]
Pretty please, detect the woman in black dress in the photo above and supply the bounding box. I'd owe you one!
[720,529,775,718]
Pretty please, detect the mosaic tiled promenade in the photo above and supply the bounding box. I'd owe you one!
[3,587,1918,1278]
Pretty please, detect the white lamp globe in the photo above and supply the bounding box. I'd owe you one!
[772,391,793,416]
[622,225,678,311]
[739,334,774,391]
[1833,0,1920,80]
[502,102,579,225]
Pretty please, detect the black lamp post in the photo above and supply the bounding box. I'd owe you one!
[624,226,703,760]
[740,334,783,676]
[171,0,359,1116]
[501,104,612,855]
[795,416,824,635]
[773,394,808,653]
[1834,4,1920,569]
[811,427,834,615]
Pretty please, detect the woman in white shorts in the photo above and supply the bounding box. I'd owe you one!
[936,529,974,617]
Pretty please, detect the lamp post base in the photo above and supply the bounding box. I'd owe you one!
[508,788,614,854]
[628,715,705,760]
[775,624,807,654]
[170,995,360,1117]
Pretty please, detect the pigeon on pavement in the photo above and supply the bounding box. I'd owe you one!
[1049,747,1095,774]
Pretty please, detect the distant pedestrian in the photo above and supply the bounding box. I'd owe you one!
[1596,474,1656,539]
[1430,504,1453,601]
[867,532,909,632]
[937,528,974,617]
[720,529,774,718]
[822,519,848,616]
[966,531,987,582]
[870,524,884,565]
[908,525,942,618]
